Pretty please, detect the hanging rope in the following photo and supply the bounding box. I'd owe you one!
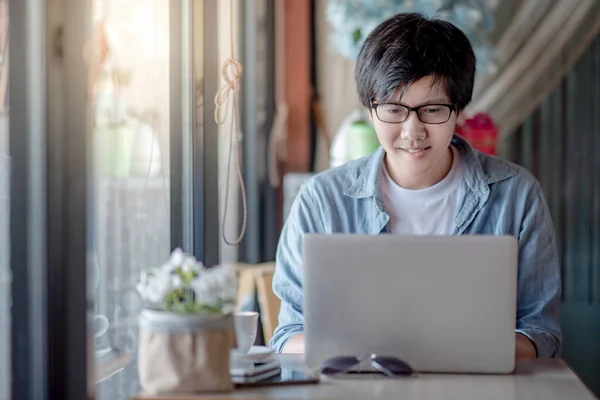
[214,0,247,246]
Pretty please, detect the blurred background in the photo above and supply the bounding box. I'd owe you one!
[1,0,599,399]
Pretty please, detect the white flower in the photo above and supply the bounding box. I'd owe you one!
[189,265,238,308]
[190,273,220,307]
[135,249,238,314]
[168,248,186,267]
[156,248,203,282]
[156,248,183,274]
[170,274,184,289]
[181,257,202,275]
[136,268,172,305]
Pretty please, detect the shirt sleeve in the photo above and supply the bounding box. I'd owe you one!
[268,184,324,353]
[515,184,562,357]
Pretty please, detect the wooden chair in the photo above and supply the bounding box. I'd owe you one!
[233,263,256,313]
[231,262,280,345]
[252,263,279,345]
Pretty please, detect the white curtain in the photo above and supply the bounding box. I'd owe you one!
[468,0,600,136]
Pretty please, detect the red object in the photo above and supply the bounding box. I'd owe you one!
[456,113,498,156]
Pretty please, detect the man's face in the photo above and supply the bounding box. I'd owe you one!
[369,76,458,189]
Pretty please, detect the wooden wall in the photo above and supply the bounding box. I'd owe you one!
[284,0,311,173]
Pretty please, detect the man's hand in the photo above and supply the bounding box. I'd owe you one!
[515,333,537,360]
[281,333,305,354]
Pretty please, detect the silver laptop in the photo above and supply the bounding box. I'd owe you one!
[303,234,518,374]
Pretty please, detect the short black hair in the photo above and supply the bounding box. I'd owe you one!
[355,13,476,111]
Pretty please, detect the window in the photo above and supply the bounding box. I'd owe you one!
[89,0,171,398]
[8,1,221,397]
[89,0,221,397]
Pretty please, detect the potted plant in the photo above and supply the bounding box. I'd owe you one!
[347,119,380,160]
[136,249,238,394]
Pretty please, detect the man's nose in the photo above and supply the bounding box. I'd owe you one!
[400,111,426,141]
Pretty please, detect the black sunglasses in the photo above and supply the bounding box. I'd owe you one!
[319,354,415,378]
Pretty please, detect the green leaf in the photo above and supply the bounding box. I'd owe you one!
[173,267,197,285]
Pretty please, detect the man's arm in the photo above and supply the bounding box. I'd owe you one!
[281,333,305,354]
[268,184,323,353]
[281,332,532,358]
[514,184,562,357]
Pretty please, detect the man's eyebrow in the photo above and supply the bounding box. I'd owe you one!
[394,98,452,106]
[422,97,451,104]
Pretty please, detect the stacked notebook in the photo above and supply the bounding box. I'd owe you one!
[230,350,281,383]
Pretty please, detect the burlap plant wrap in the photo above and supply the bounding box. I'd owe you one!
[138,309,237,394]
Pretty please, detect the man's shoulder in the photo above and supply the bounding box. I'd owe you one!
[301,154,372,196]
[473,150,541,194]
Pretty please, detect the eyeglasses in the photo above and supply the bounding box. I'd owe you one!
[319,354,415,378]
[370,101,455,125]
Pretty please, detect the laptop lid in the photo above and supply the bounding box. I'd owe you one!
[303,234,518,374]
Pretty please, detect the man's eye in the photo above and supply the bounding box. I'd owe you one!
[423,107,442,114]
[381,106,403,114]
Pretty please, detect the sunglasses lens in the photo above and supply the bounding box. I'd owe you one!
[320,356,361,375]
[373,356,414,375]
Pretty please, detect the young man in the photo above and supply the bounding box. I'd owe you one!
[269,13,562,360]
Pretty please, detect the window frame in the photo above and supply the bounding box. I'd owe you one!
[239,0,278,263]
[10,0,89,398]
[10,0,221,398]
[171,0,220,266]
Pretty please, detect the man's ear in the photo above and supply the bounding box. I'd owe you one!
[456,110,467,127]
[368,109,373,122]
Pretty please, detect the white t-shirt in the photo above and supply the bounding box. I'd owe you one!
[381,146,463,235]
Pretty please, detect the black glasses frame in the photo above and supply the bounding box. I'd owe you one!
[370,100,455,125]
[319,354,416,378]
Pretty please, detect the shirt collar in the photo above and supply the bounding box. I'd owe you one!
[343,134,518,200]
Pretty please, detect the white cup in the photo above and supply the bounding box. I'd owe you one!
[94,314,109,339]
[233,311,259,354]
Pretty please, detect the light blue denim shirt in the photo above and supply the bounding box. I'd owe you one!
[269,134,562,358]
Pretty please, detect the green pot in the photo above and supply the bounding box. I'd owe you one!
[347,120,380,160]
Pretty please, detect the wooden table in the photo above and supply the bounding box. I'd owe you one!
[133,354,598,400]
